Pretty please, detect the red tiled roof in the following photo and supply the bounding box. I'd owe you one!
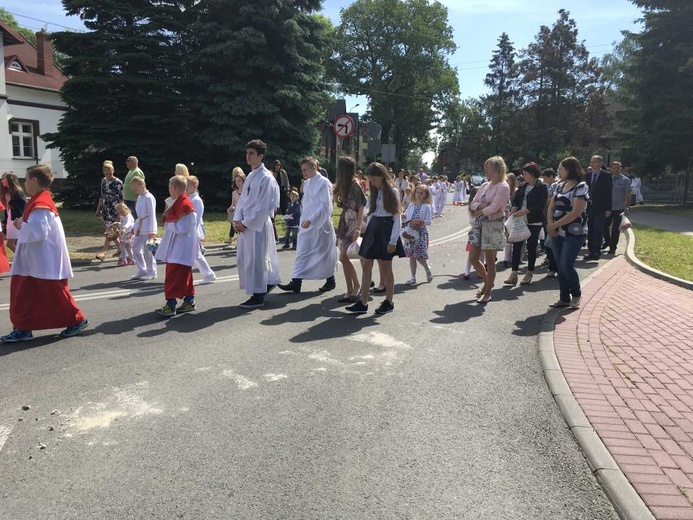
[0,20,67,92]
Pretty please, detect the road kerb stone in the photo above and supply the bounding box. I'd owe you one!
[539,258,656,520]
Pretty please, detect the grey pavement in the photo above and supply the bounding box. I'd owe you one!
[628,209,693,235]
[0,199,620,519]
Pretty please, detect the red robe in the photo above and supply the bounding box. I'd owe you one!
[10,190,85,331]
[163,194,195,300]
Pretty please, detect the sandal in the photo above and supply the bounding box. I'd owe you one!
[475,284,486,297]
[95,252,106,261]
[477,293,492,304]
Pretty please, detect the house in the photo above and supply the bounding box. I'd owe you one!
[0,22,67,180]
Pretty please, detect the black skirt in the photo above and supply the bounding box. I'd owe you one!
[359,216,405,260]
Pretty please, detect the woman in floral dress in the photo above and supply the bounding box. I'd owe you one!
[95,160,124,260]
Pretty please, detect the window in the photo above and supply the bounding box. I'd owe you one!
[8,60,23,72]
[10,120,36,159]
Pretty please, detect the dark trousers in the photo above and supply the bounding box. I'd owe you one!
[546,246,557,272]
[284,227,298,248]
[511,225,542,271]
[553,235,583,302]
[603,211,624,252]
[587,207,607,257]
[125,199,138,220]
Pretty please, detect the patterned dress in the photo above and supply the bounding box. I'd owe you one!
[100,176,124,227]
[404,204,430,259]
[336,182,367,251]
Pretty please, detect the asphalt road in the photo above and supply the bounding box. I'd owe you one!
[0,199,619,519]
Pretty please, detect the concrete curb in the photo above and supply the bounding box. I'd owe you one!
[538,260,656,520]
[625,227,693,290]
[70,242,231,267]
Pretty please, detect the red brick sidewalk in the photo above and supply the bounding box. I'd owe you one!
[554,256,693,520]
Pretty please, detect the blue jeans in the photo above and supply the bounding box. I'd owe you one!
[552,235,583,302]
[284,227,298,248]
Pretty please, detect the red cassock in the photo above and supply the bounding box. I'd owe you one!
[9,190,85,330]
[161,194,196,300]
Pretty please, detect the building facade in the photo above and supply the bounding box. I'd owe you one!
[0,22,67,179]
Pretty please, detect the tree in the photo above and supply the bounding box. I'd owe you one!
[0,8,36,44]
[187,0,331,189]
[517,10,604,162]
[624,0,693,189]
[482,33,520,162]
[44,0,190,203]
[330,0,458,167]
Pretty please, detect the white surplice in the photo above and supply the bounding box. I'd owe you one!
[11,209,73,280]
[235,164,281,295]
[291,172,337,280]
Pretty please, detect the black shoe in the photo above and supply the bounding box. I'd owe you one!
[319,279,336,292]
[337,294,358,303]
[346,301,368,314]
[239,296,264,309]
[278,281,301,294]
[282,245,290,250]
[583,254,600,261]
[608,249,616,255]
[371,286,386,294]
[266,285,276,295]
[601,243,609,250]
[375,300,394,314]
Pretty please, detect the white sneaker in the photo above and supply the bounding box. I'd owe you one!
[201,274,217,284]
[130,272,146,280]
[405,278,417,285]
[426,271,433,283]
[141,274,156,280]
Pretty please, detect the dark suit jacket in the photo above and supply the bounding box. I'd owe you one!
[587,168,613,213]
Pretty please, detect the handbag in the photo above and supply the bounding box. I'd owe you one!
[481,220,506,251]
[504,215,531,243]
[346,237,362,259]
[619,215,632,232]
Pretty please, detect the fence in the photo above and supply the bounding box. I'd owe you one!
[641,174,693,205]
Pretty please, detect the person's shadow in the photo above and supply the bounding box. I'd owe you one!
[290,312,381,343]
[430,297,486,324]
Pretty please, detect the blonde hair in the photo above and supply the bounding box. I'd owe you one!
[484,156,507,181]
[130,177,146,188]
[116,202,130,215]
[289,189,299,199]
[232,167,245,178]
[413,184,433,205]
[103,160,114,171]
[187,175,199,188]
[175,163,190,177]
[169,175,188,190]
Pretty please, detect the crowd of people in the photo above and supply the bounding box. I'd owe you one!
[0,139,640,341]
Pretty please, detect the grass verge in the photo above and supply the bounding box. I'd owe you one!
[632,224,693,282]
[630,205,693,219]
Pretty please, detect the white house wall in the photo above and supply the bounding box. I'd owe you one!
[1,84,66,178]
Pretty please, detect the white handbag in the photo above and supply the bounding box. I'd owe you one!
[346,238,362,259]
[505,215,531,243]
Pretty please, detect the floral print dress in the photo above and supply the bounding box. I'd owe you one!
[100,176,123,227]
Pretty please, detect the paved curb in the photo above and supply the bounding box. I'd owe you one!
[70,242,231,267]
[538,260,656,520]
[624,228,693,290]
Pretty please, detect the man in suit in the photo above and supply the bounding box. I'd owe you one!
[584,155,613,261]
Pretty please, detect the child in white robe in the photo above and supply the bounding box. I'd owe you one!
[130,177,158,280]
[186,176,216,284]
[1,165,88,342]
[116,203,135,266]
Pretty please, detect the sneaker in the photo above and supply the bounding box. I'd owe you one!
[405,278,417,285]
[1,329,33,343]
[130,272,147,280]
[177,301,196,314]
[546,271,556,278]
[375,300,394,314]
[60,319,89,338]
[282,244,291,250]
[371,286,386,294]
[142,273,157,280]
[239,296,265,309]
[126,259,136,265]
[346,301,368,314]
[549,300,570,309]
[608,249,616,255]
[200,274,217,284]
[155,304,176,318]
[117,259,127,267]
[569,297,582,309]
[426,271,434,283]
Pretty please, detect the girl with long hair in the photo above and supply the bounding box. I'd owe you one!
[1,172,27,253]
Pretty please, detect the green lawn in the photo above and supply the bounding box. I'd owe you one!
[632,224,693,282]
[630,205,693,219]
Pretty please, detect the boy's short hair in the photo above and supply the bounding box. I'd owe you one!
[187,175,199,188]
[169,175,188,190]
[301,156,318,169]
[245,139,267,157]
[26,165,54,188]
[130,177,146,188]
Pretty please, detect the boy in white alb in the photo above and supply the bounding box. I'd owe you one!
[435,178,446,217]
[186,176,216,284]
[154,175,198,317]
[1,165,88,342]
[130,177,158,280]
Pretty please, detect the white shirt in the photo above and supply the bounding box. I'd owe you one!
[368,189,402,245]
[134,191,157,235]
[11,209,73,280]
[189,192,206,239]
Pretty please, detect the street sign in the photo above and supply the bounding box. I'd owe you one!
[381,144,397,164]
[334,114,355,139]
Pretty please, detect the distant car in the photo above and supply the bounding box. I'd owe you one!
[469,174,485,187]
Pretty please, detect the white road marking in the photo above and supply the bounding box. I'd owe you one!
[263,374,288,382]
[347,331,412,350]
[220,368,258,390]
[0,424,13,453]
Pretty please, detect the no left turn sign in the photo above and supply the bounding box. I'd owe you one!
[334,115,355,139]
